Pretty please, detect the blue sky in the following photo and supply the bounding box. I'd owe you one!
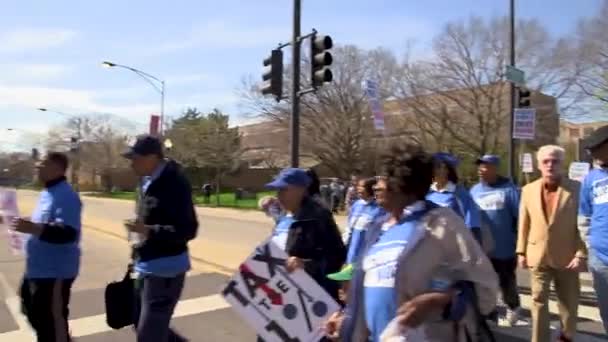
[0,0,603,150]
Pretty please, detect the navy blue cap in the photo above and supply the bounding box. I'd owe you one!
[476,154,500,166]
[122,135,163,159]
[433,152,459,168]
[265,168,312,190]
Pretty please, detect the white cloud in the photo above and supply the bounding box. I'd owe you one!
[0,63,72,82]
[155,20,284,53]
[0,28,78,53]
[0,85,157,124]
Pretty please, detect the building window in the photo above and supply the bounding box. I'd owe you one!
[569,128,580,138]
[584,127,594,137]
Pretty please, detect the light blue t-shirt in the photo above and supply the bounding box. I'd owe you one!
[135,161,191,277]
[344,199,387,264]
[27,180,82,279]
[426,182,480,229]
[470,178,519,259]
[362,201,427,342]
[579,168,608,265]
[272,214,295,251]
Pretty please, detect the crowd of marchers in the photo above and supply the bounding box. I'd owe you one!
[6,126,608,341]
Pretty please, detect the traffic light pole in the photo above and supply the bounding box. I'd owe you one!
[508,0,517,182]
[290,0,301,168]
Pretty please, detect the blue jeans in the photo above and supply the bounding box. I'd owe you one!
[589,251,608,333]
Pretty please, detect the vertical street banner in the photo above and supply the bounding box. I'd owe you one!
[512,108,536,140]
[363,79,385,131]
[222,239,340,342]
[0,188,24,255]
[149,114,160,136]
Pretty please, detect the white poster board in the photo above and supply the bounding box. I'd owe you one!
[569,162,591,182]
[222,239,340,342]
[0,188,25,255]
[512,108,536,140]
[521,153,534,173]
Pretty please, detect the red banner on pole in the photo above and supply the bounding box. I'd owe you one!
[149,115,160,136]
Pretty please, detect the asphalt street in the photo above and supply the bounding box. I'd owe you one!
[0,191,603,341]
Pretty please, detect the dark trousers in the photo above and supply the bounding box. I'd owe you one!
[490,258,521,309]
[20,278,74,342]
[134,273,187,342]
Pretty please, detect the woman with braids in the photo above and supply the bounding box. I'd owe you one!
[427,152,484,246]
[324,144,498,342]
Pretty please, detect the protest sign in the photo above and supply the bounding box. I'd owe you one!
[0,188,25,255]
[222,239,340,342]
[364,79,386,131]
[569,162,591,182]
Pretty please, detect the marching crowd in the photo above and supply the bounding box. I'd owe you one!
[5,125,608,341]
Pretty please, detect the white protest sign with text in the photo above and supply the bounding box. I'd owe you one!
[0,188,25,255]
[513,108,536,140]
[222,239,340,342]
[569,162,591,182]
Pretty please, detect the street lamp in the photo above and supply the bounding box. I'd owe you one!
[101,60,166,135]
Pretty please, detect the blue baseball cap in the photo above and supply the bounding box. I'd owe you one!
[122,135,163,159]
[433,152,459,168]
[476,154,500,166]
[265,168,312,190]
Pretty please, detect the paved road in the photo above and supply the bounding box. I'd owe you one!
[0,191,604,341]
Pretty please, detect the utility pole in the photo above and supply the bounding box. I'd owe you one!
[508,0,517,181]
[290,0,301,168]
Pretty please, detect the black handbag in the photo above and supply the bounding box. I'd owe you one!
[104,264,135,329]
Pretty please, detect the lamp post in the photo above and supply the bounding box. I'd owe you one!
[101,61,165,135]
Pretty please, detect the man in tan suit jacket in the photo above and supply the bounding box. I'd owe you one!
[517,145,587,342]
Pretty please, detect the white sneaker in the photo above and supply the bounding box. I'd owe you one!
[505,307,522,327]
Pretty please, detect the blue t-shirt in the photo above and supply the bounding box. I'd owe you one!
[362,201,427,342]
[470,178,519,259]
[27,180,82,279]
[579,168,608,265]
[344,199,387,264]
[135,162,191,277]
[271,214,294,251]
[426,182,481,230]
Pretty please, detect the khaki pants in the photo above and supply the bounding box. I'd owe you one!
[530,266,580,342]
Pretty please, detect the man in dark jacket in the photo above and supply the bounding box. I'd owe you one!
[122,135,198,342]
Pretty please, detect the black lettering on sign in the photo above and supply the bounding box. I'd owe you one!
[258,298,271,310]
[222,280,249,307]
[265,320,301,342]
[253,243,286,277]
[239,264,270,299]
[276,280,290,294]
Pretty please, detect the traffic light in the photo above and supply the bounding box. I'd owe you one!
[310,33,333,88]
[261,49,283,100]
[518,87,531,108]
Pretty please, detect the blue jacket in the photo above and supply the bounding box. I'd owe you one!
[344,199,387,264]
[27,177,82,279]
[426,182,482,242]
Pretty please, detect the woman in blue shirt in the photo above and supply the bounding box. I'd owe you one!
[426,152,482,244]
[325,145,498,342]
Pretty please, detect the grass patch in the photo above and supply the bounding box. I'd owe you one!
[88,190,276,209]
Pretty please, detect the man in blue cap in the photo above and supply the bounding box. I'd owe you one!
[470,154,522,326]
[122,134,198,342]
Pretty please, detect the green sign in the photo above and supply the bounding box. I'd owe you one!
[506,65,525,85]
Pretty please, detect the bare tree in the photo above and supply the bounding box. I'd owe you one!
[573,0,608,108]
[240,45,400,178]
[45,114,133,191]
[395,16,580,156]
